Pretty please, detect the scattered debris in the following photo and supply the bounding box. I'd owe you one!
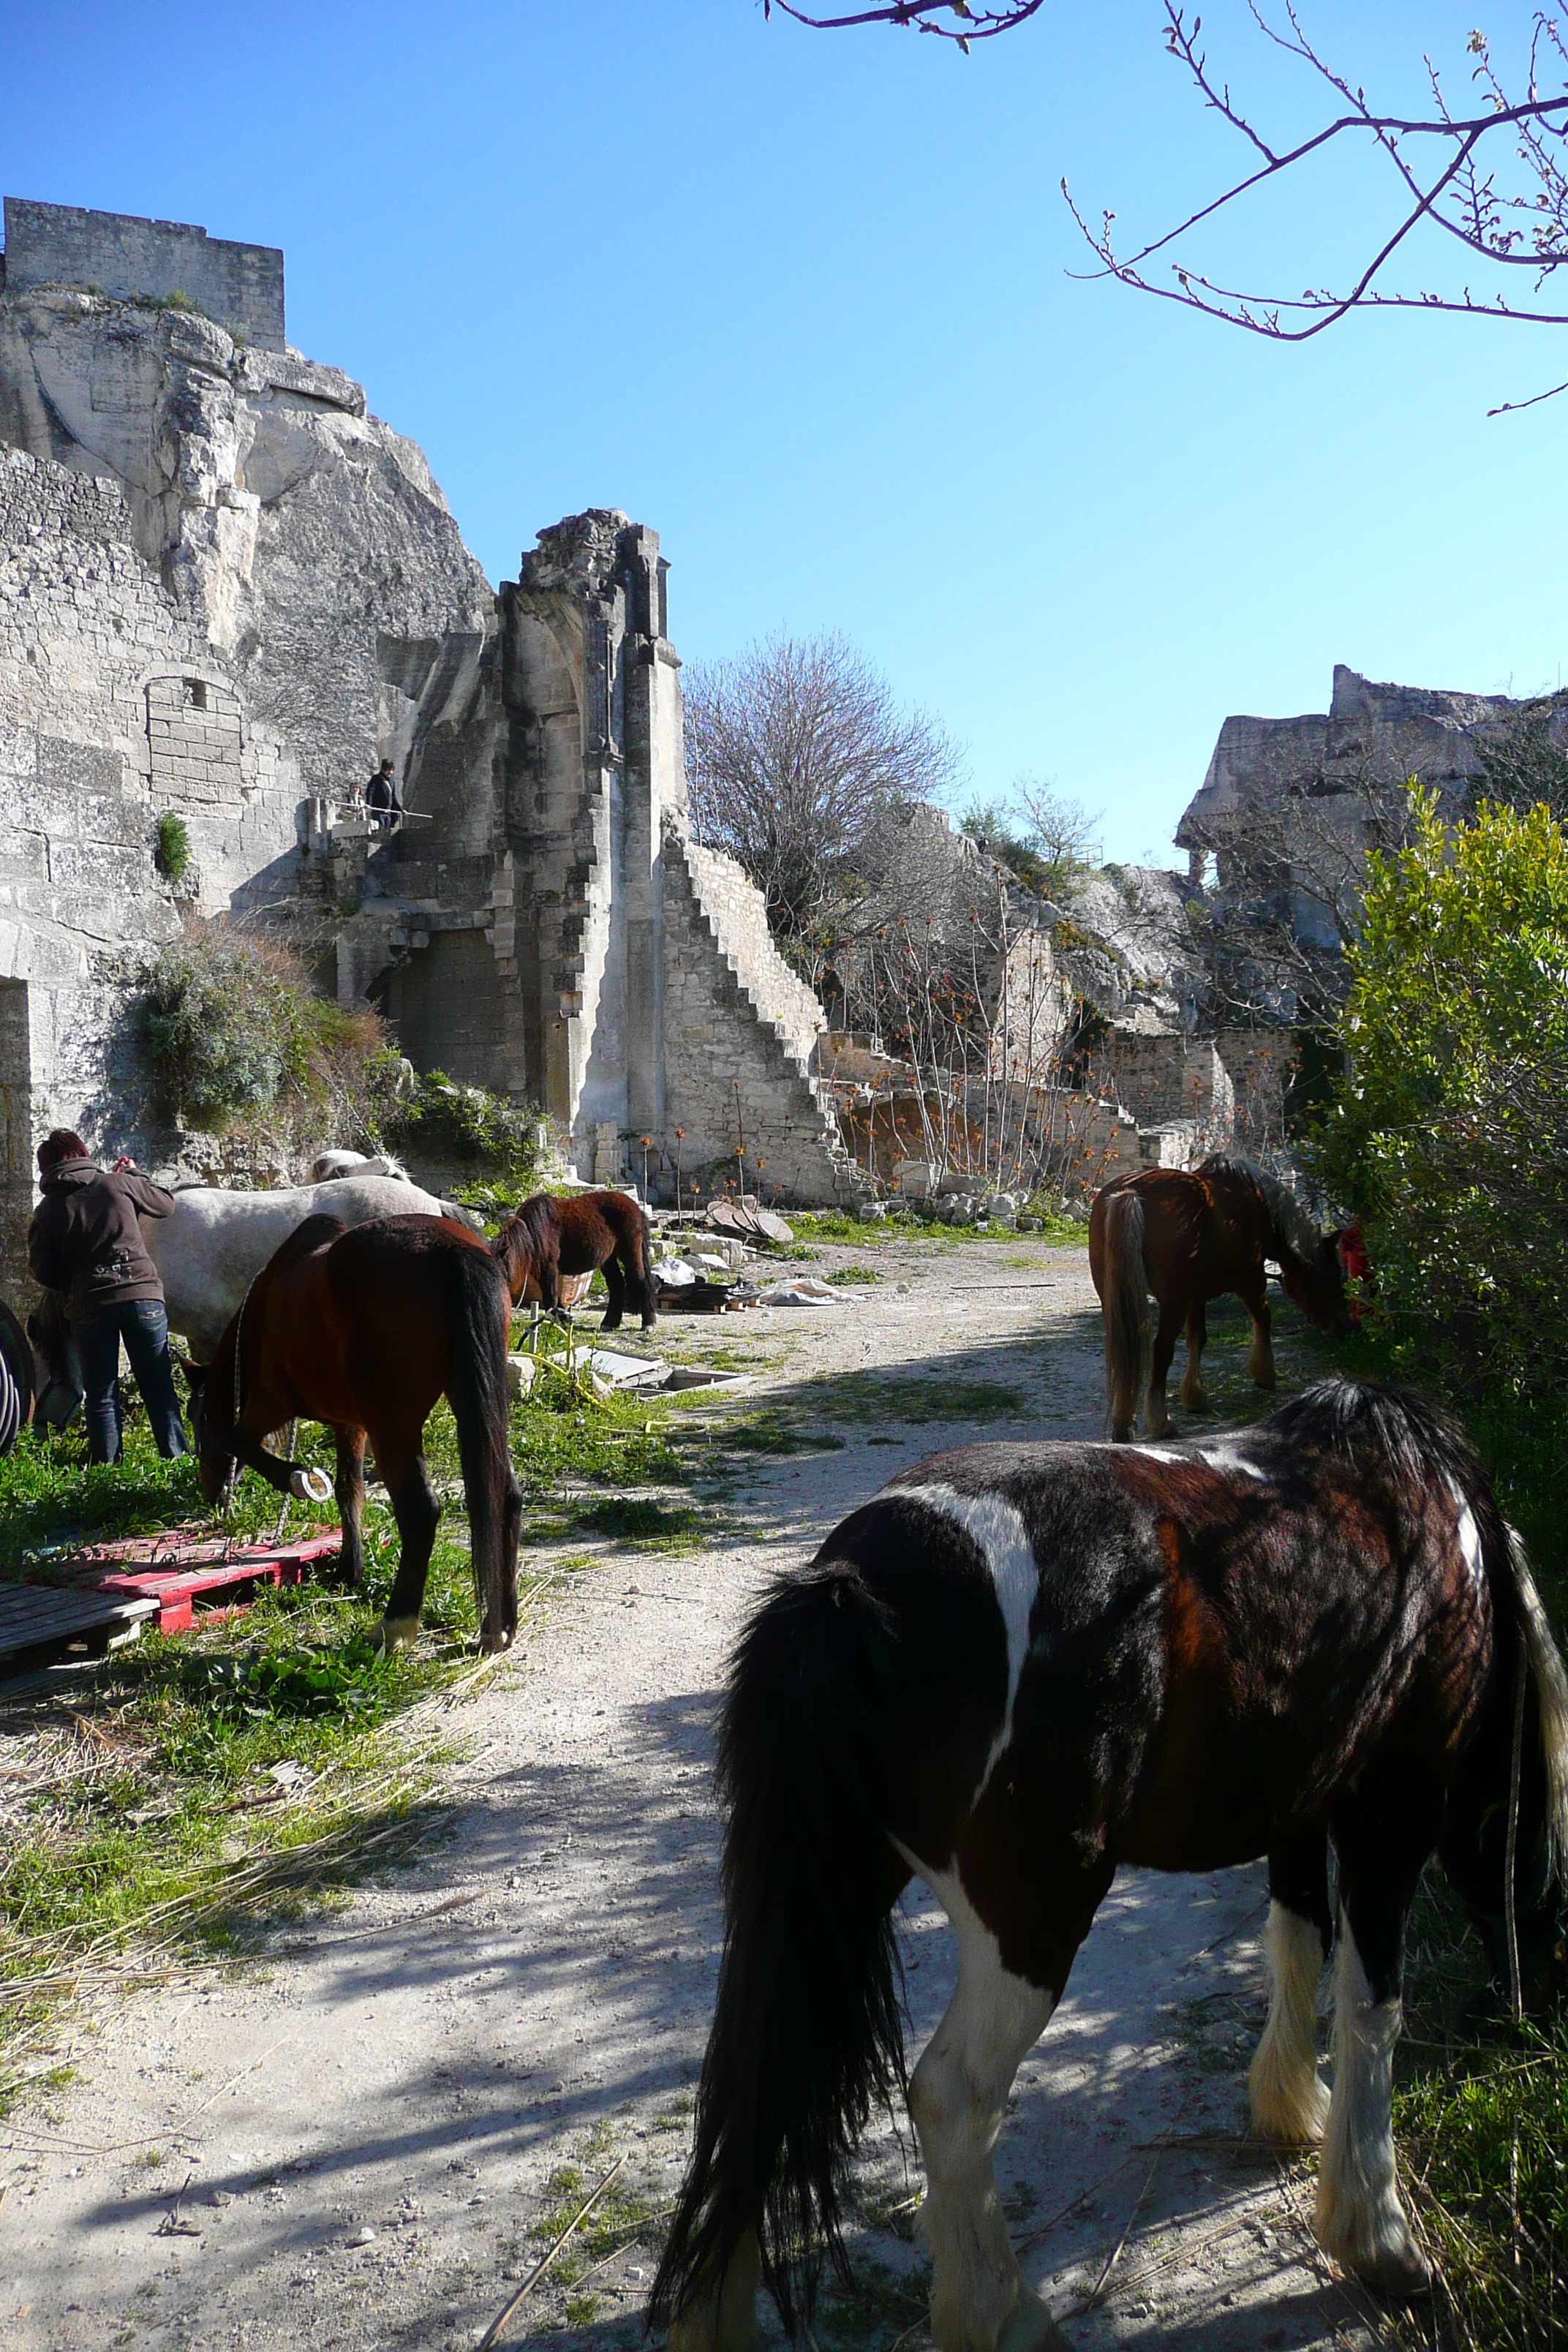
[704,1200,794,1246]
[546,1349,670,1395]
[506,1353,537,1402]
[753,1277,845,1307]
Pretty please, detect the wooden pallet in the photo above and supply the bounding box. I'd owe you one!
[0,1581,159,1681]
[81,1532,344,1635]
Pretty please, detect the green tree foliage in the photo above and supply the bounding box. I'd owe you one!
[1317,788,1568,1398]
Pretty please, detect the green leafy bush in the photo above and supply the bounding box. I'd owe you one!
[153,811,191,883]
[140,921,389,1136]
[381,1068,539,1179]
[1315,788,1568,1401]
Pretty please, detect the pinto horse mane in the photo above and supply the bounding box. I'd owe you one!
[1275,1379,1568,1881]
[1202,1154,1327,1270]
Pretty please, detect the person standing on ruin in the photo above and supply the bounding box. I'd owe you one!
[366,757,402,832]
[27,1131,187,1464]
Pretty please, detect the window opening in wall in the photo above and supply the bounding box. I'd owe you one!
[184,679,208,712]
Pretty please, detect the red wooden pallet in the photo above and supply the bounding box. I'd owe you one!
[65,1531,344,1635]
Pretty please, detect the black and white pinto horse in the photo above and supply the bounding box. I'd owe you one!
[652,1382,1568,2352]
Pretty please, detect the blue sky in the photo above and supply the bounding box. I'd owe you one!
[6,1,1564,859]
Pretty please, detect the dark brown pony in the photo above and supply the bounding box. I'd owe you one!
[1090,1156,1348,1442]
[493,1188,657,1330]
[188,1212,521,1653]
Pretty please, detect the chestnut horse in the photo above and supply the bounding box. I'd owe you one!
[492,1188,657,1330]
[651,1382,1568,2352]
[1090,1156,1347,1442]
[187,1212,521,1653]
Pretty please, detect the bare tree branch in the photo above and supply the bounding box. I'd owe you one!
[764,0,1047,48]
[1066,10,1568,351]
[770,0,1568,398]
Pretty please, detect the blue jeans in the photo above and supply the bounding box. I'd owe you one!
[73,1299,188,1465]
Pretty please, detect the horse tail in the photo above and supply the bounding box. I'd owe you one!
[442,1243,520,1651]
[1505,1527,1568,1883]
[650,1564,906,2340]
[1100,1189,1150,1441]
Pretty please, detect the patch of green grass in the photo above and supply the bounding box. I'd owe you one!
[564,1498,706,1553]
[806,1372,1025,1427]
[790,1211,898,1246]
[825,1264,881,1286]
[712,1411,848,1456]
[527,2134,666,2304]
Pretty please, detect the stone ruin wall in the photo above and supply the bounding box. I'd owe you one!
[661,826,847,1205]
[1,197,286,353]
[0,438,309,1289]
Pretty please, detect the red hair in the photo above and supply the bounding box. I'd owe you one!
[37,1128,89,1175]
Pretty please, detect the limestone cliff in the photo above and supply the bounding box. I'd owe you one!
[0,286,495,799]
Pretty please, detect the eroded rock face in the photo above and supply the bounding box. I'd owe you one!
[0,285,494,796]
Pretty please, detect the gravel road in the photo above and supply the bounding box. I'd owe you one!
[1,1232,1377,2352]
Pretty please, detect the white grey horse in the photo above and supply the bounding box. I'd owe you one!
[308,1149,412,1184]
[148,1175,478,1362]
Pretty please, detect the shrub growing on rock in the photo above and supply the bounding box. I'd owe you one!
[140,921,388,1139]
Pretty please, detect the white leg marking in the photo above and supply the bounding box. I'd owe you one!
[909,1868,1060,2352]
[1315,1921,1429,2296]
[666,2227,761,2352]
[894,1488,1037,1792]
[1248,1901,1329,2145]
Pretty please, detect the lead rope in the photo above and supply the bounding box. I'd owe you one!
[1504,1625,1529,2027]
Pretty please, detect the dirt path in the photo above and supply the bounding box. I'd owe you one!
[1,1235,1377,2352]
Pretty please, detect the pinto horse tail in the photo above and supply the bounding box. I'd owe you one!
[650,1564,907,2343]
[442,1244,520,1650]
[1507,1526,1568,1881]
[1100,1190,1150,1440]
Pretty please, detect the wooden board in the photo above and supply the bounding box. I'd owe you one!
[82,1533,344,1635]
[0,1581,158,1680]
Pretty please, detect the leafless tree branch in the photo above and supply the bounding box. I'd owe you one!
[763,0,1047,49]
[1065,10,1568,358]
[771,0,1568,399]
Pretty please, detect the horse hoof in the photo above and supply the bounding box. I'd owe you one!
[997,2287,1075,2352]
[374,1615,420,1654]
[1356,2239,1431,2302]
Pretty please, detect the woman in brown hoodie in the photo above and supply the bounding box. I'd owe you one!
[27,1129,187,1464]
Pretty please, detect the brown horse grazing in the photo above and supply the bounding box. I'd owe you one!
[649,1383,1568,2350]
[1089,1156,1348,1442]
[187,1212,521,1653]
[492,1188,657,1330]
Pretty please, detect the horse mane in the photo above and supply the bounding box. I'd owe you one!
[1203,1155,1325,1269]
[492,1192,557,1277]
[1266,1376,1479,1486]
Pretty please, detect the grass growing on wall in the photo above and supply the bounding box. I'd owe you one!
[151,811,190,883]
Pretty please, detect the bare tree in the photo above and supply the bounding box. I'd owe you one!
[684,631,965,950]
[767,4,1568,407]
